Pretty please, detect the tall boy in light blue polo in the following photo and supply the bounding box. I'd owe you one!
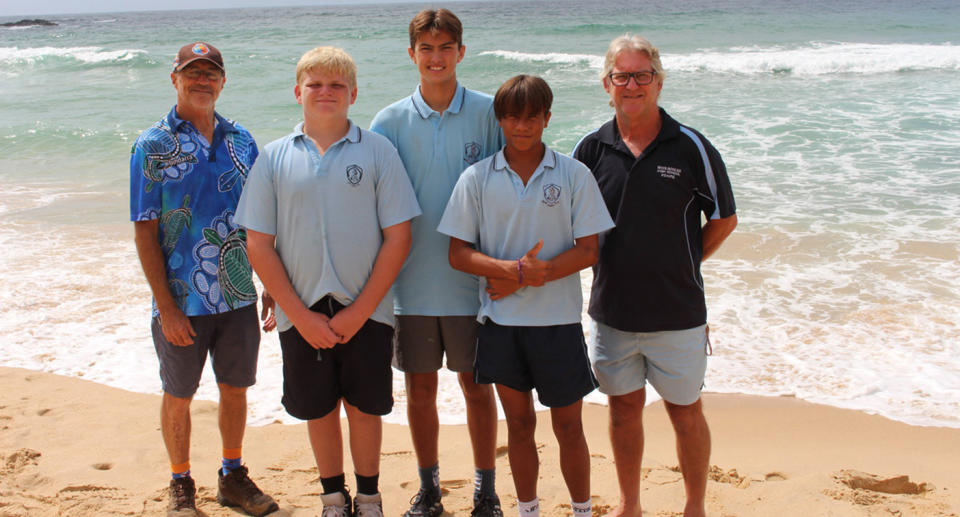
[369,8,503,517]
[236,46,420,517]
[438,75,614,517]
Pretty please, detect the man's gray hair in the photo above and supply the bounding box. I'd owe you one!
[601,35,665,80]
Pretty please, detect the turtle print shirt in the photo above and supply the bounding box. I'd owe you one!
[130,106,260,317]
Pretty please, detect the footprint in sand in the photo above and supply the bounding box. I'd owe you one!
[765,472,787,481]
[835,470,933,495]
[495,445,509,458]
[37,408,51,416]
[91,462,113,471]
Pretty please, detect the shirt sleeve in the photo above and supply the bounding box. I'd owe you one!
[129,133,162,221]
[234,149,278,236]
[375,142,422,229]
[695,136,736,220]
[570,161,615,238]
[437,167,481,245]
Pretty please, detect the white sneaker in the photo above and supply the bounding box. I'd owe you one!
[321,490,352,517]
[354,492,384,517]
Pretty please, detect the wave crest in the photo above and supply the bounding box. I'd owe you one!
[481,42,960,76]
[0,46,147,66]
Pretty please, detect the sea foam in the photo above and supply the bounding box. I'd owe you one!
[482,42,960,76]
[0,46,146,65]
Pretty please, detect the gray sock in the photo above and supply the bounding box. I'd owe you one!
[418,463,439,495]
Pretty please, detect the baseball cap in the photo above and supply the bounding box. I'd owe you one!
[173,42,224,72]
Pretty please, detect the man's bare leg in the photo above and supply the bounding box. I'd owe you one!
[161,392,193,468]
[217,383,246,452]
[664,398,710,517]
[458,372,497,470]
[605,389,645,517]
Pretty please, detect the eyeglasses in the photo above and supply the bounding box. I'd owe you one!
[179,68,223,82]
[607,70,657,87]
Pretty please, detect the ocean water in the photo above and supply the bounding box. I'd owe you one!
[1,0,958,428]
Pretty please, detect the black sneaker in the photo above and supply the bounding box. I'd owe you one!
[403,488,443,517]
[167,476,198,517]
[471,493,503,517]
[217,466,280,516]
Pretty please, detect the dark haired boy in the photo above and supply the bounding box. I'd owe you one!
[438,75,614,517]
[370,8,503,517]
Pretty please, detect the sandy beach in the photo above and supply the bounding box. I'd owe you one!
[1,366,958,516]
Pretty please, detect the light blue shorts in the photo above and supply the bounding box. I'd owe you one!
[588,320,708,406]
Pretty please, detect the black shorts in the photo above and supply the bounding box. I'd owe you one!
[278,296,393,420]
[474,321,598,408]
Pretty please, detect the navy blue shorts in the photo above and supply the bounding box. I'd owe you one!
[278,296,393,420]
[474,321,598,408]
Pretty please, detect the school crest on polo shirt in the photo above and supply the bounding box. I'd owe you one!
[346,164,363,186]
[542,183,561,207]
[463,142,481,165]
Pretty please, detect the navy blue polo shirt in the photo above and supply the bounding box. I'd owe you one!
[573,108,735,332]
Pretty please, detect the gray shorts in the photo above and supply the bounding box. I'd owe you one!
[152,303,260,398]
[588,319,708,406]
[393,315,478,373]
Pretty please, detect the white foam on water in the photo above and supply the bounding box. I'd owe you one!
[667,42,960,76]
[482,43,960,77]
[479,50,604,69]
[0,46,146,65]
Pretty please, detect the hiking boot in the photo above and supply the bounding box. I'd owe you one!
[471,493,503,517]
[354,492,384,517]
[403,488,443,517]
[217,465,279,516]
[321,490,353,517]
[167,476,198,517]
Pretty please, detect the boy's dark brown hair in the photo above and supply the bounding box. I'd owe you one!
[493,75,553,119]
[409,9,463,48]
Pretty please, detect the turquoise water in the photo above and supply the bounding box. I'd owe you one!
[1,0,959,427]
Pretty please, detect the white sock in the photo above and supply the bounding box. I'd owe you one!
[571,498,591,517]
[518,497,540,517]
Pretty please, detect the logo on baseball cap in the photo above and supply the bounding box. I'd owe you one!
[173,41,225,72]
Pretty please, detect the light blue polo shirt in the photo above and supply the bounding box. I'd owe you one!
[370,84,503,316]
[235,120,421,331]
[437,147,615,326]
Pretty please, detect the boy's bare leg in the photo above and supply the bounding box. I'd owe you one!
[458,372,497,469]
[405,372,440,468]
[345,401,383,477]
[549,399,590,502]
[495,384,538,502]
[308,401,344,477]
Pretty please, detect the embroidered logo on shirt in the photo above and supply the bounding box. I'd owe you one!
[346,164,363,186]
[542,183,561,207]
[657,165,682,179]
[464,142,481,165]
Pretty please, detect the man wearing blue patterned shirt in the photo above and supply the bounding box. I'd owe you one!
[130,41,277,517]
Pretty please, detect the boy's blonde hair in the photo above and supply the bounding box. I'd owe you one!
[296,46,357,87]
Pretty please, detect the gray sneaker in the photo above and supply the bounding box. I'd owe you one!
[167,476,198,517]
[354,492,384,517]
[321,490,353,517]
